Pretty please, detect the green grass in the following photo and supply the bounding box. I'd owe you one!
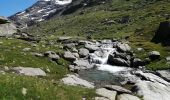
[129,36,170,70]
[0,38,69,79]
[0,74,95,100]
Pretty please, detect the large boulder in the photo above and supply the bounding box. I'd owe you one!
[79,48,89,57]
[152,21,170,45]
[108,56,130,67]
[85,44,99,52]
[44,51,60,61]
[134,71,170,85]
[148,51,160,60]
[73,59,93,69]
[157,70,170,82]
[61,74,94,88]
[12,67,46,76]
[0,16,8,24]
[132,81,170,100]
[63,43,76,49]
[63,51,77,62]
[116,43,131,52]
[0,16,17,36]
[117,94,140,100]
[95,88,117,100]
[132,58,145,67]
[104,85,132,94]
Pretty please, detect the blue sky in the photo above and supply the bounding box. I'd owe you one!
[0,0,37,17]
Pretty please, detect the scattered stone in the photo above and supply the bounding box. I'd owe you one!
[12,67,46,76]
[34,53,43,57]
[63,51,77,62]
[116,43,131,52]
[148,51,160,60]
[157,70,170,82]
[58,36,72,41]
[132,81,170,100]
[44,51,60,61]
[79,48,89,57]
[104,85,132,94]
[23,48,31,52]
[95,88,117,100]
[61,74,94,88]
[137,48,144,51]
[166,56,170,61]
[117,94,140,100]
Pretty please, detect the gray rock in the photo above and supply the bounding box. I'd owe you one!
[133,58,145,67]
[61,74,94,88]
[79,48,89,57]
[117,43,131,52]
[73,59,93,69]
[63,51,77,62]
[64,43,76,49]
[23,48,31,52]
[117,94,140,100]
[137,48,144,51]
[95,97,109,100]
[44,51,60,61]
[96,88,117,100]
[58,36,72,41]
[135,71,170,85]
[0,22,17,36]
[148,51,160,60]
[33,52,43,57]
[101,39,112,44]
[157,70,170,82]
[12,67,46,76]
[166,57,170,61]
[104,85,132,94]
[132,81,170,100]
[115,52,131,61]
[72,53,79,58]
[108,57,130,67]
[117,72,141,85]
[85,44,99,52]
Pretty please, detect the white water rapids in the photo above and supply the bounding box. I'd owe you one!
[89,43,128,73]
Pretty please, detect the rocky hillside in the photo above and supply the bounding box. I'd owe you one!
[9,0,72,28]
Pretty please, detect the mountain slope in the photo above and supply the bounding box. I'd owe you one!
[9,0,72,28]
[24,0,170,39]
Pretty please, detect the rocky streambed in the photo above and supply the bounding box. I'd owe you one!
[10,35,170,100]
[56,37,170,100]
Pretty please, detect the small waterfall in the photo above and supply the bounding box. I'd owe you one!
[89,43,127,73]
